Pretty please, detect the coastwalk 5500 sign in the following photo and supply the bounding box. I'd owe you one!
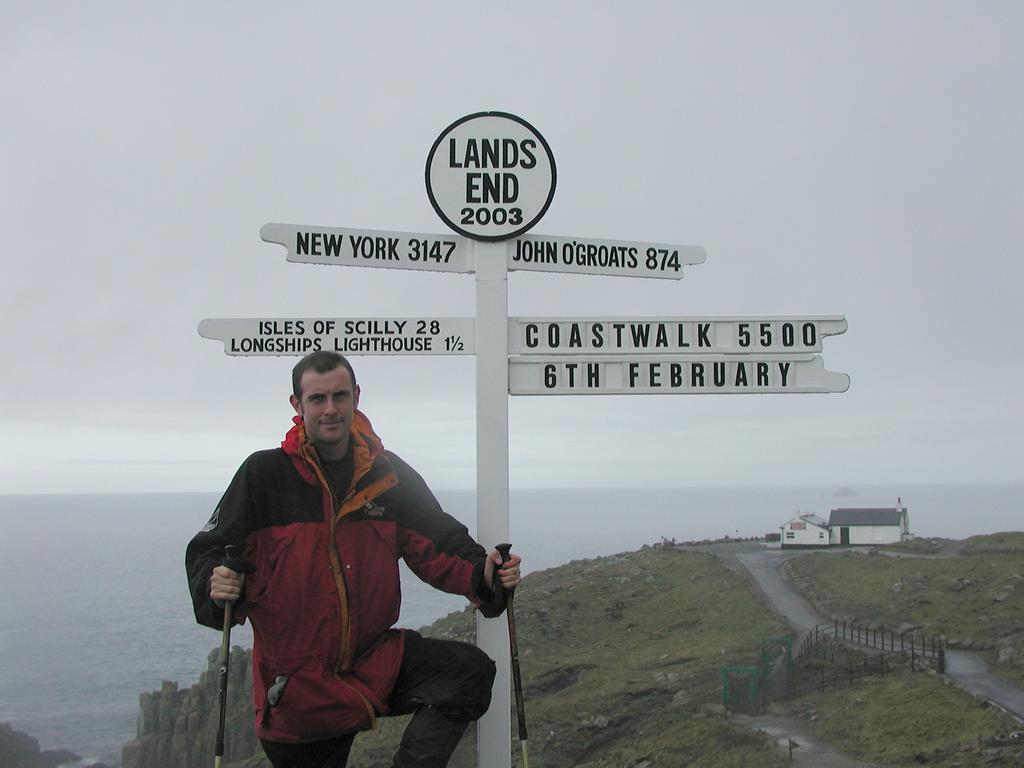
[508,316,846,355]
[198,110,849,768]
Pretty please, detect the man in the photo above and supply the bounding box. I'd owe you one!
[186,351,522,767]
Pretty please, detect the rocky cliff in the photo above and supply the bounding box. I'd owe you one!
[122,646,264,768]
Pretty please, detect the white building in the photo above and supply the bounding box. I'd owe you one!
[828,499,911,546]
[767,499,912,548]
[779,513,830,549]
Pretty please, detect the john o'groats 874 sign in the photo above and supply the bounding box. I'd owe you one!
[425,112,556,242]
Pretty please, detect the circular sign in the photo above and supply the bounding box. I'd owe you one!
[426,112,556,242]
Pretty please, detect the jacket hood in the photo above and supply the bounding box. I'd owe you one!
[281,409,386,485]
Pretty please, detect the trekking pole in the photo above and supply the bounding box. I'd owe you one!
[496,543,528,768]
[215,544,252,768]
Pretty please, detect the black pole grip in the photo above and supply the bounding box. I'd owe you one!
[223,544,255,575]
[495,542,512,566]
[494,542,514,607]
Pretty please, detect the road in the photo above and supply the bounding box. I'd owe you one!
[945,650,1024,721]
[733,550,822,632]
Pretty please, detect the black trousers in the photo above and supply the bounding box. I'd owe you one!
[260,631,496,768]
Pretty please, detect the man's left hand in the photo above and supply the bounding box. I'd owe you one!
[483,549,522,592]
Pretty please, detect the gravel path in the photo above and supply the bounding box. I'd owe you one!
[945,650,1024,721]
[731,714,879,767]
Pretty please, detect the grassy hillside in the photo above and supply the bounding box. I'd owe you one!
[172,537,1023,768]
[350,545,792,767]
[785,532,1024,686]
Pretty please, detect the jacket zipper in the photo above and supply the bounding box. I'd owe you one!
[298,434,397,681]
[302,444,354,675]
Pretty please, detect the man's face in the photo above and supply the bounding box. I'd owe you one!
[290,366,360,459]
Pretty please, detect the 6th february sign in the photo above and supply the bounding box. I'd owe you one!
[509,355,849,395]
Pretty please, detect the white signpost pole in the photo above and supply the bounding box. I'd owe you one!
[425,111,558,768]
[473,241,512,768]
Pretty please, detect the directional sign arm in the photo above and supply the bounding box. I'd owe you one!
[260,223,475,273]
[199,317,476,356]
[508,355,850,395]
[508,234,707,280]
[508,316,847,355]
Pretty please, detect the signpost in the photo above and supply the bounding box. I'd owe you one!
[509,233,706,279]
[508,316,847,355]
[509,355,849,395]
[198,317,475,356]
[425,111,556,241]
[260,223,474,273]
[199,111,849,768]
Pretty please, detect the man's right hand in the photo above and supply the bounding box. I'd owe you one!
[210,565,245,607]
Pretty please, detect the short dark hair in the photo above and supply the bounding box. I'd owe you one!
[292,351,357,399]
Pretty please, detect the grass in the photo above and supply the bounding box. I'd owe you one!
[786,549,1023,637]
[962,531,1024,556]
[785,533,1024,686]
[785,671,1022,767]
[350,545,793,767]
[883,536,953,555]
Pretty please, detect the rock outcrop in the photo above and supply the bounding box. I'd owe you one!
[0,722,108,768]
[122,646,264,768]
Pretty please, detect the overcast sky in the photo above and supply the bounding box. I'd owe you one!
[2,2,1021,495]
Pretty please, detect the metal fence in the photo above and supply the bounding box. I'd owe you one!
[798,621,945,673]
[723,622,946,713]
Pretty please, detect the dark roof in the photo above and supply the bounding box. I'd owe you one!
[828,508,905,526]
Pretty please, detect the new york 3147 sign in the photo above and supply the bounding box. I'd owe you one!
[425,111,556,242]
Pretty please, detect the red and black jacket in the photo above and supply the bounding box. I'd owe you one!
[186,410,503,743]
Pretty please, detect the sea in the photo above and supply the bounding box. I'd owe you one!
[0,484,1019,767]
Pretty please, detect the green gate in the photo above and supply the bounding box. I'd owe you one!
[720,666,760,711]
